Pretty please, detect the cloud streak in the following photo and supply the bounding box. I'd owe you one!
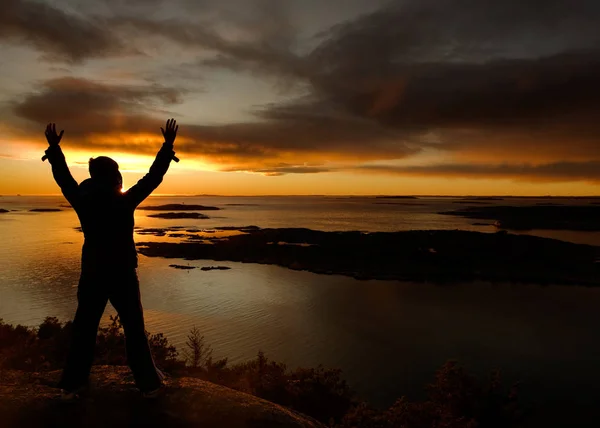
[357,161,600,183]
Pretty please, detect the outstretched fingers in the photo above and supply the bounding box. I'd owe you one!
[166,118,177,132]
[44,123,64,146]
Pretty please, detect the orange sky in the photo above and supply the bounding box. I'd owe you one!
[1,152,597,196]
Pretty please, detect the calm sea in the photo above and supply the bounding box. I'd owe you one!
[2,195,600,425]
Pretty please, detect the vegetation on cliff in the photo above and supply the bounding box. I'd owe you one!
[0,317,522,427]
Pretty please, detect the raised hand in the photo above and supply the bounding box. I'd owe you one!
[161,118,178,146]
[42,123,64,161]
[45,123,64,147]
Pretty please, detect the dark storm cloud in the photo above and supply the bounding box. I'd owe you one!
[298,0,600,164]
[309,50,600,163]
[0,0,132,62]
[15,77,183,126]
[13,77,187,155]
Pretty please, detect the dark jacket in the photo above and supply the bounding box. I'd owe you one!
[45,144,175,271]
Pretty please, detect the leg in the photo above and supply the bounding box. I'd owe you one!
[59,273,108,391]
[109,269,162,392]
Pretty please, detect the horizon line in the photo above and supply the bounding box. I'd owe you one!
[4,193,600,198]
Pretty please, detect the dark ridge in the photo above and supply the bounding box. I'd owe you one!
[138,204,220,211]
[201,266,232,271]
[214,226,260,231]
[373,202,428,206]
[441,205,600,231]
[0,209,8,213]
[169,264,196,270]
[137,228,600,286]
[148,212,210,219]
[29,208,62,212]
[452,201,492,205]
[375,196,418,199]
[461,197,504,201]
[59,204,72,208]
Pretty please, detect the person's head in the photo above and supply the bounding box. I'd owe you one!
[88,156,122,191]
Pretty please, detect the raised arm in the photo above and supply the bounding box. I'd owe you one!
[125,119,178,207]
[43,123,79,206]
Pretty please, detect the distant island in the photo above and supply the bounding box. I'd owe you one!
[148,212,210,219]
[169,264,196,270]
[0,209,8,213]
[139,204,220,211]
[441,205,600,231]
[137,227,600,285]
[29,208,62,212]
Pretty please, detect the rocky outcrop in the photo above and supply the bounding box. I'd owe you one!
[0,366,323,428]
[137,228,600,285]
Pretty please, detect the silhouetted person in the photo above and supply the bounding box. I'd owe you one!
[43,119,179,398]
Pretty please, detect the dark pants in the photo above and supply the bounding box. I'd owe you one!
[59,268,163,392]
